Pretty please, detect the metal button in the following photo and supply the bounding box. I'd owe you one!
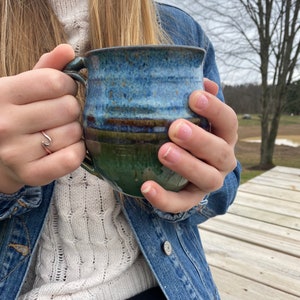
[162,241,172,256]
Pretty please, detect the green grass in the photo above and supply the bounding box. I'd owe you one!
[236,114,300,184]
[238,114,300,127]
[239,170,264,184]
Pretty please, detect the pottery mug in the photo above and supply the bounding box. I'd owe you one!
[64,45,209,197]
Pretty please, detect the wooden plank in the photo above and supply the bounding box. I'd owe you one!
[238,182,300,202]
[199,214,300,257]
[249,176,300,191]
[228,203,300,230]
[204,213,300,242]
[257,171,300,182]
[271,166,300,175]
[234,191,300,218]
[210,266,300,300]
[200,230,300,297]
[201,167,300,299]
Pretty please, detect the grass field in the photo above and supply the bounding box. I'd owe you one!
[236,114,300,183]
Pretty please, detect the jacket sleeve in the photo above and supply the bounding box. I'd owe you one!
[0,186,42,220]
[152,162,241,225]
[189,161,241,225]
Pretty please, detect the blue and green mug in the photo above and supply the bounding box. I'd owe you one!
[65,45,209,197]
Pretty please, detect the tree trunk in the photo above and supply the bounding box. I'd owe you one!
[260,118,277,169]
[259,89,285,169]
[259,111,275,169]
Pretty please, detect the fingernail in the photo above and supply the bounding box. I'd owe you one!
[175,121,192,140]
[141,184,156,197]
[196,94,208,110]
[162,145,181,163]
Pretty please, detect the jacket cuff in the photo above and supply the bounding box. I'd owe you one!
[152,194,209,222]
[0,186,42,220]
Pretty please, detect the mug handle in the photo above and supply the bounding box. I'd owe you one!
[64,57,86,85]
[64,58,101,178]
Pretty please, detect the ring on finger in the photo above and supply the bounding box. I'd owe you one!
[41,130,53,154]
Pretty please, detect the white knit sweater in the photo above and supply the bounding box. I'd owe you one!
[20,1,156,299]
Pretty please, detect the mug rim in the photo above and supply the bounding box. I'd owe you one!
[85,44,206,56]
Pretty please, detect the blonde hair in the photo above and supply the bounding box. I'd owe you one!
[0,0,169,76]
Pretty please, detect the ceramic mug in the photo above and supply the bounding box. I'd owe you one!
[64,45,209,197]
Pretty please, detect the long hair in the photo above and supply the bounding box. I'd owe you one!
[0,0,169,76]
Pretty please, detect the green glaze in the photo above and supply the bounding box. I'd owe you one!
[84,127,189,197]
[65,45,207,197]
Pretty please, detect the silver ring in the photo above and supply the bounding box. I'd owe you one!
[41,130,52,154]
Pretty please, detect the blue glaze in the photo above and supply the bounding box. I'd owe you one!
[65,45,208,197]
[83,45,206,132]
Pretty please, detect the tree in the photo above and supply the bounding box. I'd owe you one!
[223,84,261,114]
[286,80,300,114]
[180,0,300,169]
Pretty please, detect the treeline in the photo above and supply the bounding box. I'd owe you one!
[223,80,300,115]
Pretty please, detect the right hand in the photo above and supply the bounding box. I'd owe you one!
[0,44,86,194]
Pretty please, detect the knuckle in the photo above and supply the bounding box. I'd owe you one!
[65,122,83,142]
[203,170,224,192]
[60,96,81,120]
[210,177,223,191]
[44,70,76,96]
[63,145,84,171]
[216,145,232,166]
[229,158,238,172]
[69,96,81,117]
[228,108,239,132]
[46,71,68,94]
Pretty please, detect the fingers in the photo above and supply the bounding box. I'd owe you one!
[12,94,81,133]
[0,121,83,165]
[13,141,86,188]
[38,123,83,155]
[141,85,238,213]
[0,123,85,192]
[0,44,83,193]
[164,119,236,173]
[0,44,77,106]
[0,69,77,105]
[34,44,75,70]
[141,181,205,214]
[189,90,238,146]
[203,78,219,95]
[158,141,225,189]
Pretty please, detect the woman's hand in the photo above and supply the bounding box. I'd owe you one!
[141,79,238,213]
[0,44,86,194]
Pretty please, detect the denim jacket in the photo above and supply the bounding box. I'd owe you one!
[0,3,241,299]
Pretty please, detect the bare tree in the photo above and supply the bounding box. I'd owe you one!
[180,0,300,169]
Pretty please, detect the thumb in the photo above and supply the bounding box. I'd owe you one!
[34,44,75,70]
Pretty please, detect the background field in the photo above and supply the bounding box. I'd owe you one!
[236,114,300,183]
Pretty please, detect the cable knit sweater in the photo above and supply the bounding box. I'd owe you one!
[20,1,156,299]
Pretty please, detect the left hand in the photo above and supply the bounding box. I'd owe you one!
[141,79,238,213]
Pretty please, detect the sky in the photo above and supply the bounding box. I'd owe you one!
[158,0,260,85]
[159,1,300,85]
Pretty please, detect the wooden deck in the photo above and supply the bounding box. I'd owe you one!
[199,166,300,300]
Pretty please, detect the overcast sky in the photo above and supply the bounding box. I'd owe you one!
[159,1,300,86]
[158,0,259,85]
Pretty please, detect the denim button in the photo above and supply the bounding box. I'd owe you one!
[163,241,172,256]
